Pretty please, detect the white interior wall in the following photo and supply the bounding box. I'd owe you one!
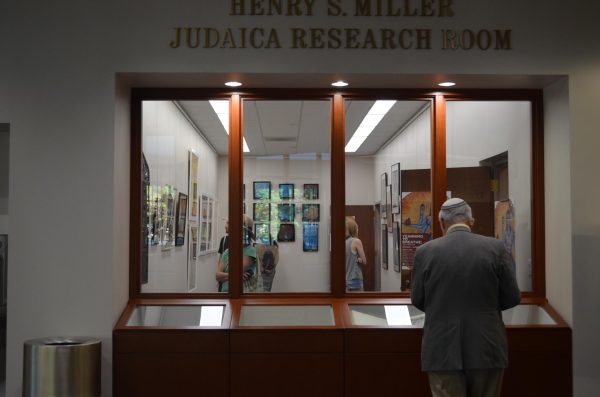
[543,78,573,324]
[142,101,221,293]
[446,101,533,290]
[243,156,331,292]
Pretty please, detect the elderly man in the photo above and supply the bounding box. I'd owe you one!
[411,198,521,397]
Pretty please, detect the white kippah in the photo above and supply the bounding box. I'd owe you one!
[441,198,467,210]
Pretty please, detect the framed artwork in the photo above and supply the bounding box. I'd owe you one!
[243,183,246,200]
[393,221,400,272]
[253,181,271,200]
[254,223,272,245]
[391,162,401,214]
[161,185,177,250]
[253,202,271,222]
[278,203,295,222]
[187,228,197,291]
[387,186,393,232]
[381,172,388,219]
[381,224,388,269]
[175,192,188,246]
[302,204,320,222]
[188,151,199,221]
[303,183,319,200]
[277,223,295,242]
[303,223,319,252]
[279,183,294,199]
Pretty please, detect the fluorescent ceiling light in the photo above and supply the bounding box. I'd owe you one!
[331,80,349,87]
[209,100,250,152]
[345,100,396,152]
[438,81,456,87]
[225,81,242,87]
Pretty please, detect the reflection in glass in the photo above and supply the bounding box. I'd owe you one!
[345,100,432,292]
[126,305,224,327]
[239,305,334,326]
[446,101,532,291]
[243,100,332,293]
[141,100,228,293]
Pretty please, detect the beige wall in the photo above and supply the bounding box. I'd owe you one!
[2,1,599,395]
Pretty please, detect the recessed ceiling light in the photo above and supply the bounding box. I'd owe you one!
[331,80,349,87]
[438,81,456,87]
[225,81,242,87]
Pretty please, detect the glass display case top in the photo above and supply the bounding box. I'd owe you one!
[126,305,224,327]
[349,305,424,327]
[239,305,335,326]
[501,305,556,325]
[349,304,556,327]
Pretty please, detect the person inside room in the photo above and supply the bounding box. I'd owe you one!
[216,215,258,292]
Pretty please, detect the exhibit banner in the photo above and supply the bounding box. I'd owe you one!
[400,191,432,290]
[495,199,516,272]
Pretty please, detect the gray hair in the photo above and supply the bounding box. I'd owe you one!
[438,201,473,225]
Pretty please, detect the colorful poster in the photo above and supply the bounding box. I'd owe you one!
[400,191,433,291]
[495,199,516,272]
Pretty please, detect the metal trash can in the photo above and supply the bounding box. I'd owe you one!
[23,337,101,397]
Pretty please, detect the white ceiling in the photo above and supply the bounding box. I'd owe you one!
[178,99,429,157]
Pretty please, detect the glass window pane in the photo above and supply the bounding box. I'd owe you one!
[141,100,228,293]
[345,100,432,292]
[446,101,532,292]
[239,305,334,326]
[242,100,331,293]
[126,305,225,327]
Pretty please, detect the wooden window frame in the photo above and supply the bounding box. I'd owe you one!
[130,88,544,300]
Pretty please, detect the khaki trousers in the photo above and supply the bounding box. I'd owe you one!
[428,369,504,397]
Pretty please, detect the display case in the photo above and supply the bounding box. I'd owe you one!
[114,299,570,397]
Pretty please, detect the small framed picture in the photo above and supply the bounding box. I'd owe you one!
[391,163,401,214]
[277,223,295,242]
[303,184,319,200]
[254,223,272,245]
[381,224,388,269]
[175,192,188,246]
[279,183,294,199]
[303,223,319,252]
[302,204,320,222]
[253,181,271,200]
[253,202,271,222]
[381,172,388,219]
[278,204,295,222]
[393,221,400,272]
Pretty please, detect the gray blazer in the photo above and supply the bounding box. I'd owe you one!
[411,225,521,372]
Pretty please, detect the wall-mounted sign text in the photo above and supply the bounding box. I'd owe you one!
[169,0,512,51]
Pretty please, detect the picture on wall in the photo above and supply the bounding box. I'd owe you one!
[302,204,320,222]
[190,226,198,261]
[495,199,516,272]
[303,223,319,252]
[254,181,271,200]
[387,185,393,232]
[381,224,388,269]
[391,162,401,214]
[381,172,388,219]
[279,183,294,199]
[200,221,209,252]
[253,202,271,222]
[277,204,295,222]
[303,183,319,200]
[161,185,177,250]
[148,185,161,246]
[188,151,199,221]
[254,223,272,245]
[187,228,197,291]
[393,221,400,273]
[175,192,188,246]
[277,223,295,242]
